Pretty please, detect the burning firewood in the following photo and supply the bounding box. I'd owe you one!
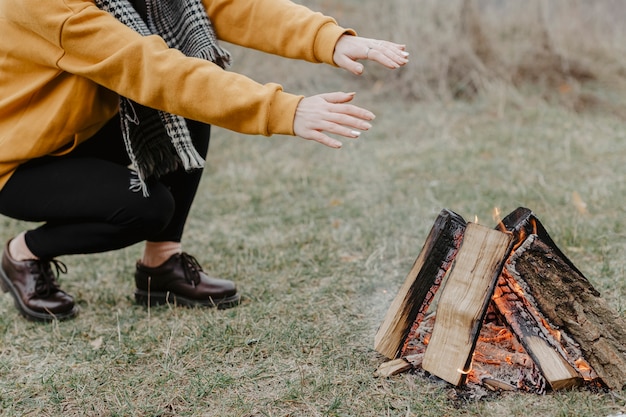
[421,222,514,386]
[492,272,583,390]
[375,207,626,393]
[500,208,626,391]
[374,209,466,359]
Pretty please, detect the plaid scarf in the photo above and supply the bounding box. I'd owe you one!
[94,0,231,196]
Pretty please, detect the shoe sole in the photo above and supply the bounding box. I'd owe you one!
[134,289,241,310]
[0,266,78,322]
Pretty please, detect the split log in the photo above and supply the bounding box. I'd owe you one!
[421,223,514,386]
[501,207,626,391]
[374,358,413,378]
[508,235,626,391]
[374,209,466,359]
[492,276,583,390]
[482,377,517,392]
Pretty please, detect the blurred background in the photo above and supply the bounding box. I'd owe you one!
[227,0,626,114]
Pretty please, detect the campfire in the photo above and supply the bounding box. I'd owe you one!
[374,207,626,394]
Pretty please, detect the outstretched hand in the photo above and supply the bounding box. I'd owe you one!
[333,35,409,75]
[293,92,374,148]
[293,36,407,148]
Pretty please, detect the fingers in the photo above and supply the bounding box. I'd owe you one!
[334,35,409,75]
[318,91,356,104]
[302,92,375,124]
[365,40,409,69]
[334,54,365,76]
[317,92,375,123]
[293,93,376,149]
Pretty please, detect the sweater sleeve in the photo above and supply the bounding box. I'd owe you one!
[203,0,356,65]
[4,0,304,136]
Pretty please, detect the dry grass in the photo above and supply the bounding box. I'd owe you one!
[1,1,625,416]
[3,99,625,417]
[234,0,626,112]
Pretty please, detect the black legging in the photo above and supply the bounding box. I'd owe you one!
[0,114,210,259]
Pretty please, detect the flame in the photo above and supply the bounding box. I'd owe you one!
[575,358,590,371]
[467,369,479,384]
[574,357,598,381]
[511,216,538,251]
[493,207,507,232]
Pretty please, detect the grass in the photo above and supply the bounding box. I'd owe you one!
[1,0,626,416]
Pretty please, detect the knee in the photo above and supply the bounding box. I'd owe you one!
[111,182,176,237]
[142,185,177,236]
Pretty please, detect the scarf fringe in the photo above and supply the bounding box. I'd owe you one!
[95,0,230,195]
[129,170,150,197]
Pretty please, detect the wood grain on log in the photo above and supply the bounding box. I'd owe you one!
[374,358,413,377]
[375,209,466,359]
[422,223,513,386]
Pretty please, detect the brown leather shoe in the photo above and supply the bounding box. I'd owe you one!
[0,242,78,321]
[134,252,240,309]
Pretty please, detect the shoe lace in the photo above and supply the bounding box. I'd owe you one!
[30,259,67,297]
[179,253,203,286]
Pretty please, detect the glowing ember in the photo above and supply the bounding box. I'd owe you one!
[512,216,538,251]
[466,314,546,393]
[574,357,598,381]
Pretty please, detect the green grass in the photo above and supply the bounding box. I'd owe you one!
[1,98,625,416]
[2,0,626,415]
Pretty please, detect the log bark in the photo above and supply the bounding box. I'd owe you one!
[374,209,466,359]
[508,235,626,391]
[492,276,583,390]
[421,223,513,386]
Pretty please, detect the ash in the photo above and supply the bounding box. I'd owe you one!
[401,307,548,394]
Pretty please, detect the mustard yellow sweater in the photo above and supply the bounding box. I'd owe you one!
[0,0,352,189]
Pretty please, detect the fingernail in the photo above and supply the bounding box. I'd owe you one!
[363,123,372,130]
[401,51,410,57]
[351,130,361,137]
